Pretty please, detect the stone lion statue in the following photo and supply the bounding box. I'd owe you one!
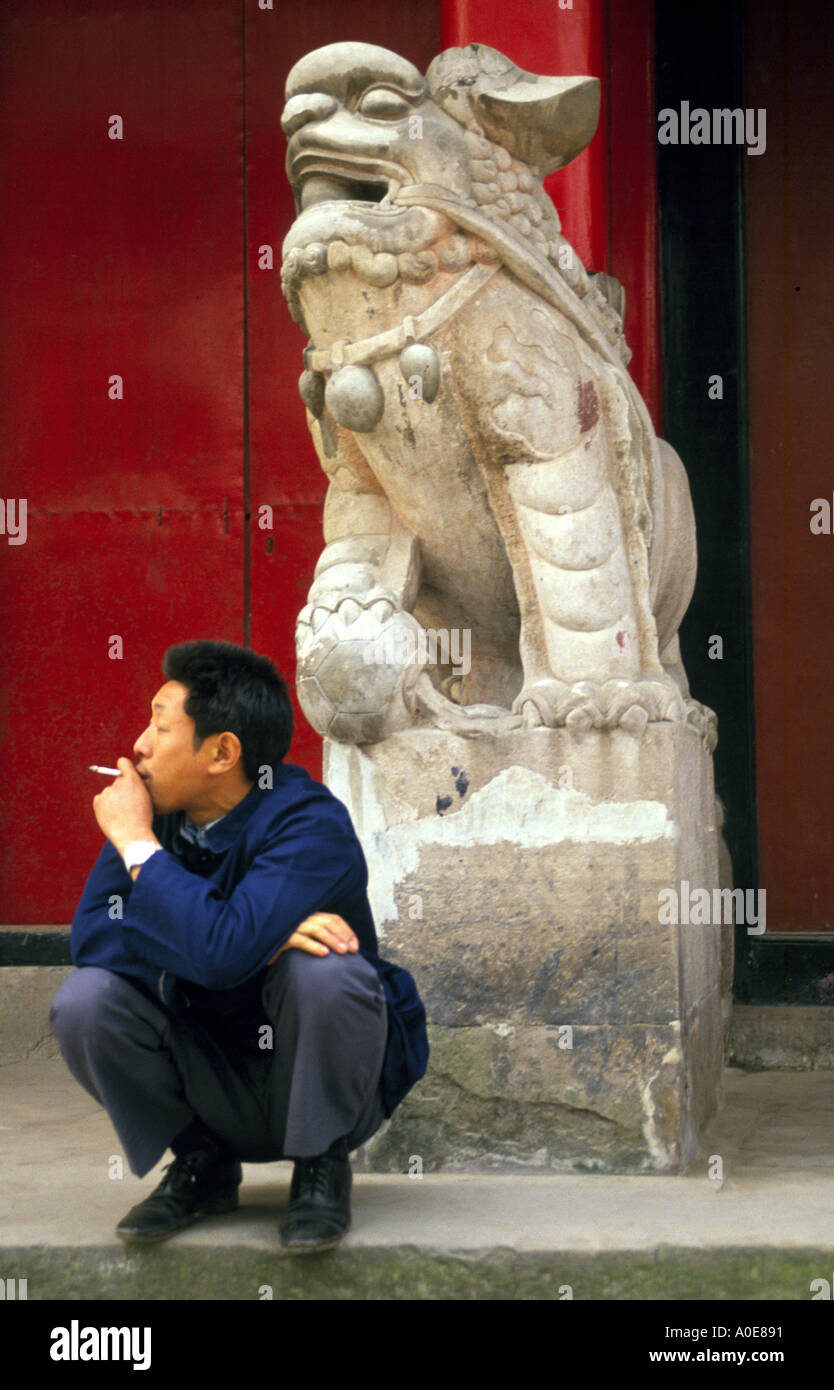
[281,41,714,747]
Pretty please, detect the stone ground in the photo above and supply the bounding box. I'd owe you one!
[2,1059,833,1300]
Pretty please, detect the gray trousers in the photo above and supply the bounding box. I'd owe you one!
[50,951,388,1178]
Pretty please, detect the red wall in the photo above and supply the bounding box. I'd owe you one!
[0,2,246,921]
[0,0,658,924]
[746,0,834,930]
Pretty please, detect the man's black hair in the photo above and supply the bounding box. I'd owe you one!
[162,640,293,781]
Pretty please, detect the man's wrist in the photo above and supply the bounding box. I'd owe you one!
[119,838,162,871]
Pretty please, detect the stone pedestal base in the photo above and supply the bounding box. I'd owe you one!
[326,723,724,1172]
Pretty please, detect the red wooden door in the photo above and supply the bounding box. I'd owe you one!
[0,2,246,921]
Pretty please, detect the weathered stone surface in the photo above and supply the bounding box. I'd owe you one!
[717,806,736,1051]
[684,985,726,1144]
[330,723,722,1170]
[358,1021,694,1173]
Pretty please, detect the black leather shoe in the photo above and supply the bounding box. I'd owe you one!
[116,1149,242,1244]
[279,1146,352,1253]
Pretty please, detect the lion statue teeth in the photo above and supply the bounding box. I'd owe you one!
[281,40,716,749]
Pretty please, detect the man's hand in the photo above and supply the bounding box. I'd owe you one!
[269,913,359,961]
[92,757,157,857]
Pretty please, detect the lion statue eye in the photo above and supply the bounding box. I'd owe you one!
[357,88,412,121]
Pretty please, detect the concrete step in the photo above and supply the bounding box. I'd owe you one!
[2,1060,834,1300]
[0,925,70,967]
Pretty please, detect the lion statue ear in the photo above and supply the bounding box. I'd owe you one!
[473,75,600,173]
[427,44,600,175]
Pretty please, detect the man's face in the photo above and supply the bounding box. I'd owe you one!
[132,681,215,817]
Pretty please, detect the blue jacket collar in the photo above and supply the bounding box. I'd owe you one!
[190,779,263,852]
[168,764,309,853]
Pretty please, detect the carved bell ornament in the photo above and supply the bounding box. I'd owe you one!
[298,349,442,425]
[298,368,325,418]
[399,343,441,403]
[324,364,385,433]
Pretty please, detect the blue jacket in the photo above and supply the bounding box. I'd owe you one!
[71,762,428,1116]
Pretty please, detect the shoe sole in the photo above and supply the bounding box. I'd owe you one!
[116,1191,239,1245]
[279,1220,351,1255]
[279,1233,349,1255]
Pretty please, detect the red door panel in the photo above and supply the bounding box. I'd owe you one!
[0,2,245,922]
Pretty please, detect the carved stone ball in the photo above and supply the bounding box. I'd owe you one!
[399,343,441,403]
[324,365,385,433]
[298,368,325,418]
[297,606,424,744]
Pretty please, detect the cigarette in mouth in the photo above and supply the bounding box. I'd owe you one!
[89,765,123,776]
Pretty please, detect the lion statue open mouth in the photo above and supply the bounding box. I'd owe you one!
[281,41,715,749]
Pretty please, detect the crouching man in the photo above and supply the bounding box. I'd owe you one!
[50,639,427,1253]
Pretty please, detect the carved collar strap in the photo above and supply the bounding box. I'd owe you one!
[305,260,499,374]
[394,185,663,579]
[392,182,665,663]
[394,184,624,373]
